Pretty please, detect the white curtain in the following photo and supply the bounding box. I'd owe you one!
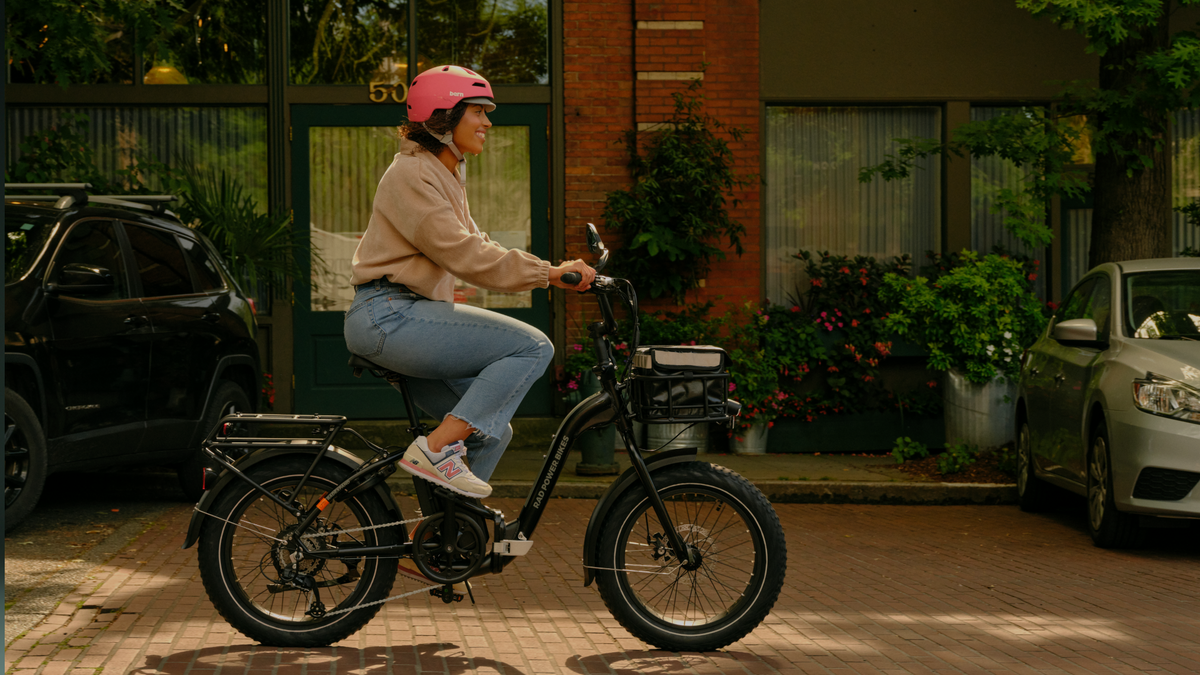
[1174,109,1200,255]
[764,106,941,304]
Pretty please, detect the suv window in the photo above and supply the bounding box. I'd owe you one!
[53,220,129,300]
[179,236,224,292]
[125,223,194,297]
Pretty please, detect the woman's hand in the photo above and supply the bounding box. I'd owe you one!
[549,259,596,292]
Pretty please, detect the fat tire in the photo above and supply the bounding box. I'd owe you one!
[1087,421,1139,549]
[594,462,786,651]
[5,388,48,533]
[1016,418,1052,513]
[179,380,253,502]
[197,456,399,647]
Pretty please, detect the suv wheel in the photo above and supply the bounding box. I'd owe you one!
[5,388,48,533]
[178,381,252,502]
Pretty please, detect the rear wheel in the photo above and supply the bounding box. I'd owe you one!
[197,457,399,646]
[179,380,252,501]
[594,463,786,652]
[1087,421,1139,548]
[1016,418,1052,512]
[5,388,47,533]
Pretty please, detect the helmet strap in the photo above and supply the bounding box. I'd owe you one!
[424,122,468,187]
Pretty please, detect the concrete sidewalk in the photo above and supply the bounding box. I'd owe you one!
[350,418,1017,505]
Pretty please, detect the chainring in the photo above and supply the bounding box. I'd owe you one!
[410,512,487,585]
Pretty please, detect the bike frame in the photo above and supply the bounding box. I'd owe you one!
[186,268,714,574]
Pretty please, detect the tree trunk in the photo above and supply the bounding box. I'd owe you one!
[1088,9,1173,268]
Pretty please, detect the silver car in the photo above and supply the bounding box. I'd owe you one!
[1015,258,1200,547]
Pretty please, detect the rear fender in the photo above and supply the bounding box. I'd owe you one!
[181,445,402,549]
[581,446,699,586]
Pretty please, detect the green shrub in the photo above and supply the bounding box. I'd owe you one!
[937,441,979,475]
[891,437,930,464]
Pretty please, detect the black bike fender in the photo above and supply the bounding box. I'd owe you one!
[581,446,699,586]
[181,446,403,549]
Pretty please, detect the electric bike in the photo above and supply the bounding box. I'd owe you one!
[183,224,787,651]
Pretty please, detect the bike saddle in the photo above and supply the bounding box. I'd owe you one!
[348,354,394,378]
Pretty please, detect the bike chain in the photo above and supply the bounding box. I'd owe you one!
[299,515,424,540]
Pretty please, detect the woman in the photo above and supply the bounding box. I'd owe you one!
[344,65,595,503]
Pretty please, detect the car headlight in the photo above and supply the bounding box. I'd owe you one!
[1132,374,1200,424]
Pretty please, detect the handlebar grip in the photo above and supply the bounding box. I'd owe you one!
[561,272,582,285]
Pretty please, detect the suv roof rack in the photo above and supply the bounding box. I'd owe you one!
[5,182,178,215]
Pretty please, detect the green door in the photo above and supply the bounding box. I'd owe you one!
[291,104,551,418]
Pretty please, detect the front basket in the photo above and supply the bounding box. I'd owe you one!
[629,345,730,424]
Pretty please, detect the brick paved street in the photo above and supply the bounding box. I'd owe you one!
[5,498,1199,675]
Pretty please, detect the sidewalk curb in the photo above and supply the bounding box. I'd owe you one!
[388,478,1017,504]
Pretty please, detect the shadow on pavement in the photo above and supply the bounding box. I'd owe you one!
[131,643,529,675]
[566,650,782,674]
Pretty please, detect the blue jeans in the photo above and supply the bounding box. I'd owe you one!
[343,280,554,481]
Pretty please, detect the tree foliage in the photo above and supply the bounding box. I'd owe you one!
[861,0,1200,263]
[603,76,751,302]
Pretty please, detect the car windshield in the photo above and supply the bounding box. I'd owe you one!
[1124,271,1200,339]
[4,210,58,282]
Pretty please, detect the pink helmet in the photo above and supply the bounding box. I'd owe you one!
[406,65,496,123]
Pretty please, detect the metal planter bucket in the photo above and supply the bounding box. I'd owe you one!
[729,422,769,455]
[645,422,708,452]
[943,369,1017,449]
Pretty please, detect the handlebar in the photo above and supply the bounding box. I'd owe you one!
[561,271,582,285]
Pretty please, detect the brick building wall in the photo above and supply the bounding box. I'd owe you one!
[562,0,761,342]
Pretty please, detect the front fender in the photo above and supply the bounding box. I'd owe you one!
[581,446,699,586]
[181,445,402,549]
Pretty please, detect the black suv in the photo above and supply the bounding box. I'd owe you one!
[5,184,260,531]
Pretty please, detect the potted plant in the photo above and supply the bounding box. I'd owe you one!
[879,251,1048,448]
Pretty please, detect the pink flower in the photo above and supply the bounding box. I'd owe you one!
[728,382,737,393]
[572,344,583,352]
[820,311,827,318]
[791,306,800,313]
[567,380,579,390]
[837,322,843,327]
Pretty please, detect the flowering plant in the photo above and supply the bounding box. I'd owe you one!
[880,251,1048,383]
[556,343,597,396]
[260,372,276,411]
[725,303,824,432]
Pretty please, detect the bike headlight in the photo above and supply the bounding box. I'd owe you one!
[1132,374,1200,424]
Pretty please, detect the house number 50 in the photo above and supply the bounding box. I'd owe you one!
[368,81,408,103]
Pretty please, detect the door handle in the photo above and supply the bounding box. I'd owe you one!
[124,315,149,327]
[201,312,221,323]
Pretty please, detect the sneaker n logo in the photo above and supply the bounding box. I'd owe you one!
[438,461,463,480]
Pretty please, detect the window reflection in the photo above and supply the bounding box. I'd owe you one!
[419,0,548,85]
[7,9,133,84]
[290,0,409,85]
[143,1,266,85]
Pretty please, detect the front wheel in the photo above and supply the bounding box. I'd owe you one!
[594,462,787,651]
[197,457,400,647]
[1087,421,1139,548]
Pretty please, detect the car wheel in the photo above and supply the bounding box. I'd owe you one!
[5,388,48,533]
[1087,420,1139,548]
[1016,418,1052,513]
[178,380,252,502]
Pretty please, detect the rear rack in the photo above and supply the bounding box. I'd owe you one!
[4,182,178,215]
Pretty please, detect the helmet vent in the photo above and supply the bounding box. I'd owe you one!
[441,66,450,71]
[471,82,487,88]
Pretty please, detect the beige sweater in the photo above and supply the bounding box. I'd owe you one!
[349,139,550,302]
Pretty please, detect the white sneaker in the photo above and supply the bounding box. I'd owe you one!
[399,437,492,498]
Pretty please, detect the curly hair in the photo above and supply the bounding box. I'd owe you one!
[400,102,468,155]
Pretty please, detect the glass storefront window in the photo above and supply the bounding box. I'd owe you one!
[143,1,267,85]
[763,106,941,304]
[289,0,409,85]
[419,0,548,85]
